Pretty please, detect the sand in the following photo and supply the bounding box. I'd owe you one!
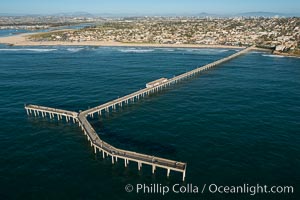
[0,32,246,49]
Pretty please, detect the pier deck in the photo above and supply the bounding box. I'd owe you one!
[25,46,253,181]
[84,46,254,118]
[78,115,186,177]
[25,104,78,122]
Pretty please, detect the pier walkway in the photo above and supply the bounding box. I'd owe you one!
[25,46,253,181]
[83,46,254,118]
[25,104,78,123]
[77,115,186,178]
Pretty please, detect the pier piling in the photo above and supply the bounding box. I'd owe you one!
[25,46,253,181]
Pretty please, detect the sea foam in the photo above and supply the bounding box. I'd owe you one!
[118,48,154,53]
[66,47,84,52]
[0,48,57,52]
[180,48,229,54]
[262,54,285,58]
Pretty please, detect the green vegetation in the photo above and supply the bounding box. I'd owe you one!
[29,31,66,40]
[27,17,300,54]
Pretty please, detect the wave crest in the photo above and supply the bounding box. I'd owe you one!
[0,48,57,52]
[66,47,84,52]
[118,48,154,53]
[262,54,284,58]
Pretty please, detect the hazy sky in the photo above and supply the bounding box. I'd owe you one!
[1,0,300,14]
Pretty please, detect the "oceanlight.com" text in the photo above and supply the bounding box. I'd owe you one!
[125,183,294,196]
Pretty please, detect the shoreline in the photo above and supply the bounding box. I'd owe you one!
[0,33,245,49]
[0,33,296,57]
[273,50,300,58]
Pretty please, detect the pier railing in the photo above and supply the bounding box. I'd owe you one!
[25,46,253,181]
[84,46,254,118]
[25,104,78,123]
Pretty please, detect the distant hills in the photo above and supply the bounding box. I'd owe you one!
[0,11,299,18]
[194,12,299,18]
[235,12,298,17]
[55,12,94,17]
[0,12,95,17]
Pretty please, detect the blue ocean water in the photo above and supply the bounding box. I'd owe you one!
[0,44,299,200]
[0,29,31,37]
[0,24,94,37]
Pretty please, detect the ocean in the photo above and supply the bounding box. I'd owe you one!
[0,44,299,199]
[0,29,31,37]
[0,24,94,38]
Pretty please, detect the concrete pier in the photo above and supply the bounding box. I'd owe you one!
[83,47,254,118]
[25,104,78,122]
[25,46,254,181]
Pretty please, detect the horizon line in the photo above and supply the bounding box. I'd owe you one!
[1,11,300,17]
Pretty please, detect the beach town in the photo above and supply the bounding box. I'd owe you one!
[1,16,299,56]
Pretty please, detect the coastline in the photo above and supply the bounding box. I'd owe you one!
[273,50,300,58]
[0,33,297,58]
[0,33,244,49]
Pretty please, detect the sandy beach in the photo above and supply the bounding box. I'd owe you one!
[0,32,246,49]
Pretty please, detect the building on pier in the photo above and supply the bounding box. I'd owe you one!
[24,46,254,182]
[146,78,168,88]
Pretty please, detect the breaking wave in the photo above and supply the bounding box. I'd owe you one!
[180,48,229,54]
[66,47,85,52]
[0,48,57,52]
[154,48,175,52]
[118,48,155,53]
[262,54,285,58]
